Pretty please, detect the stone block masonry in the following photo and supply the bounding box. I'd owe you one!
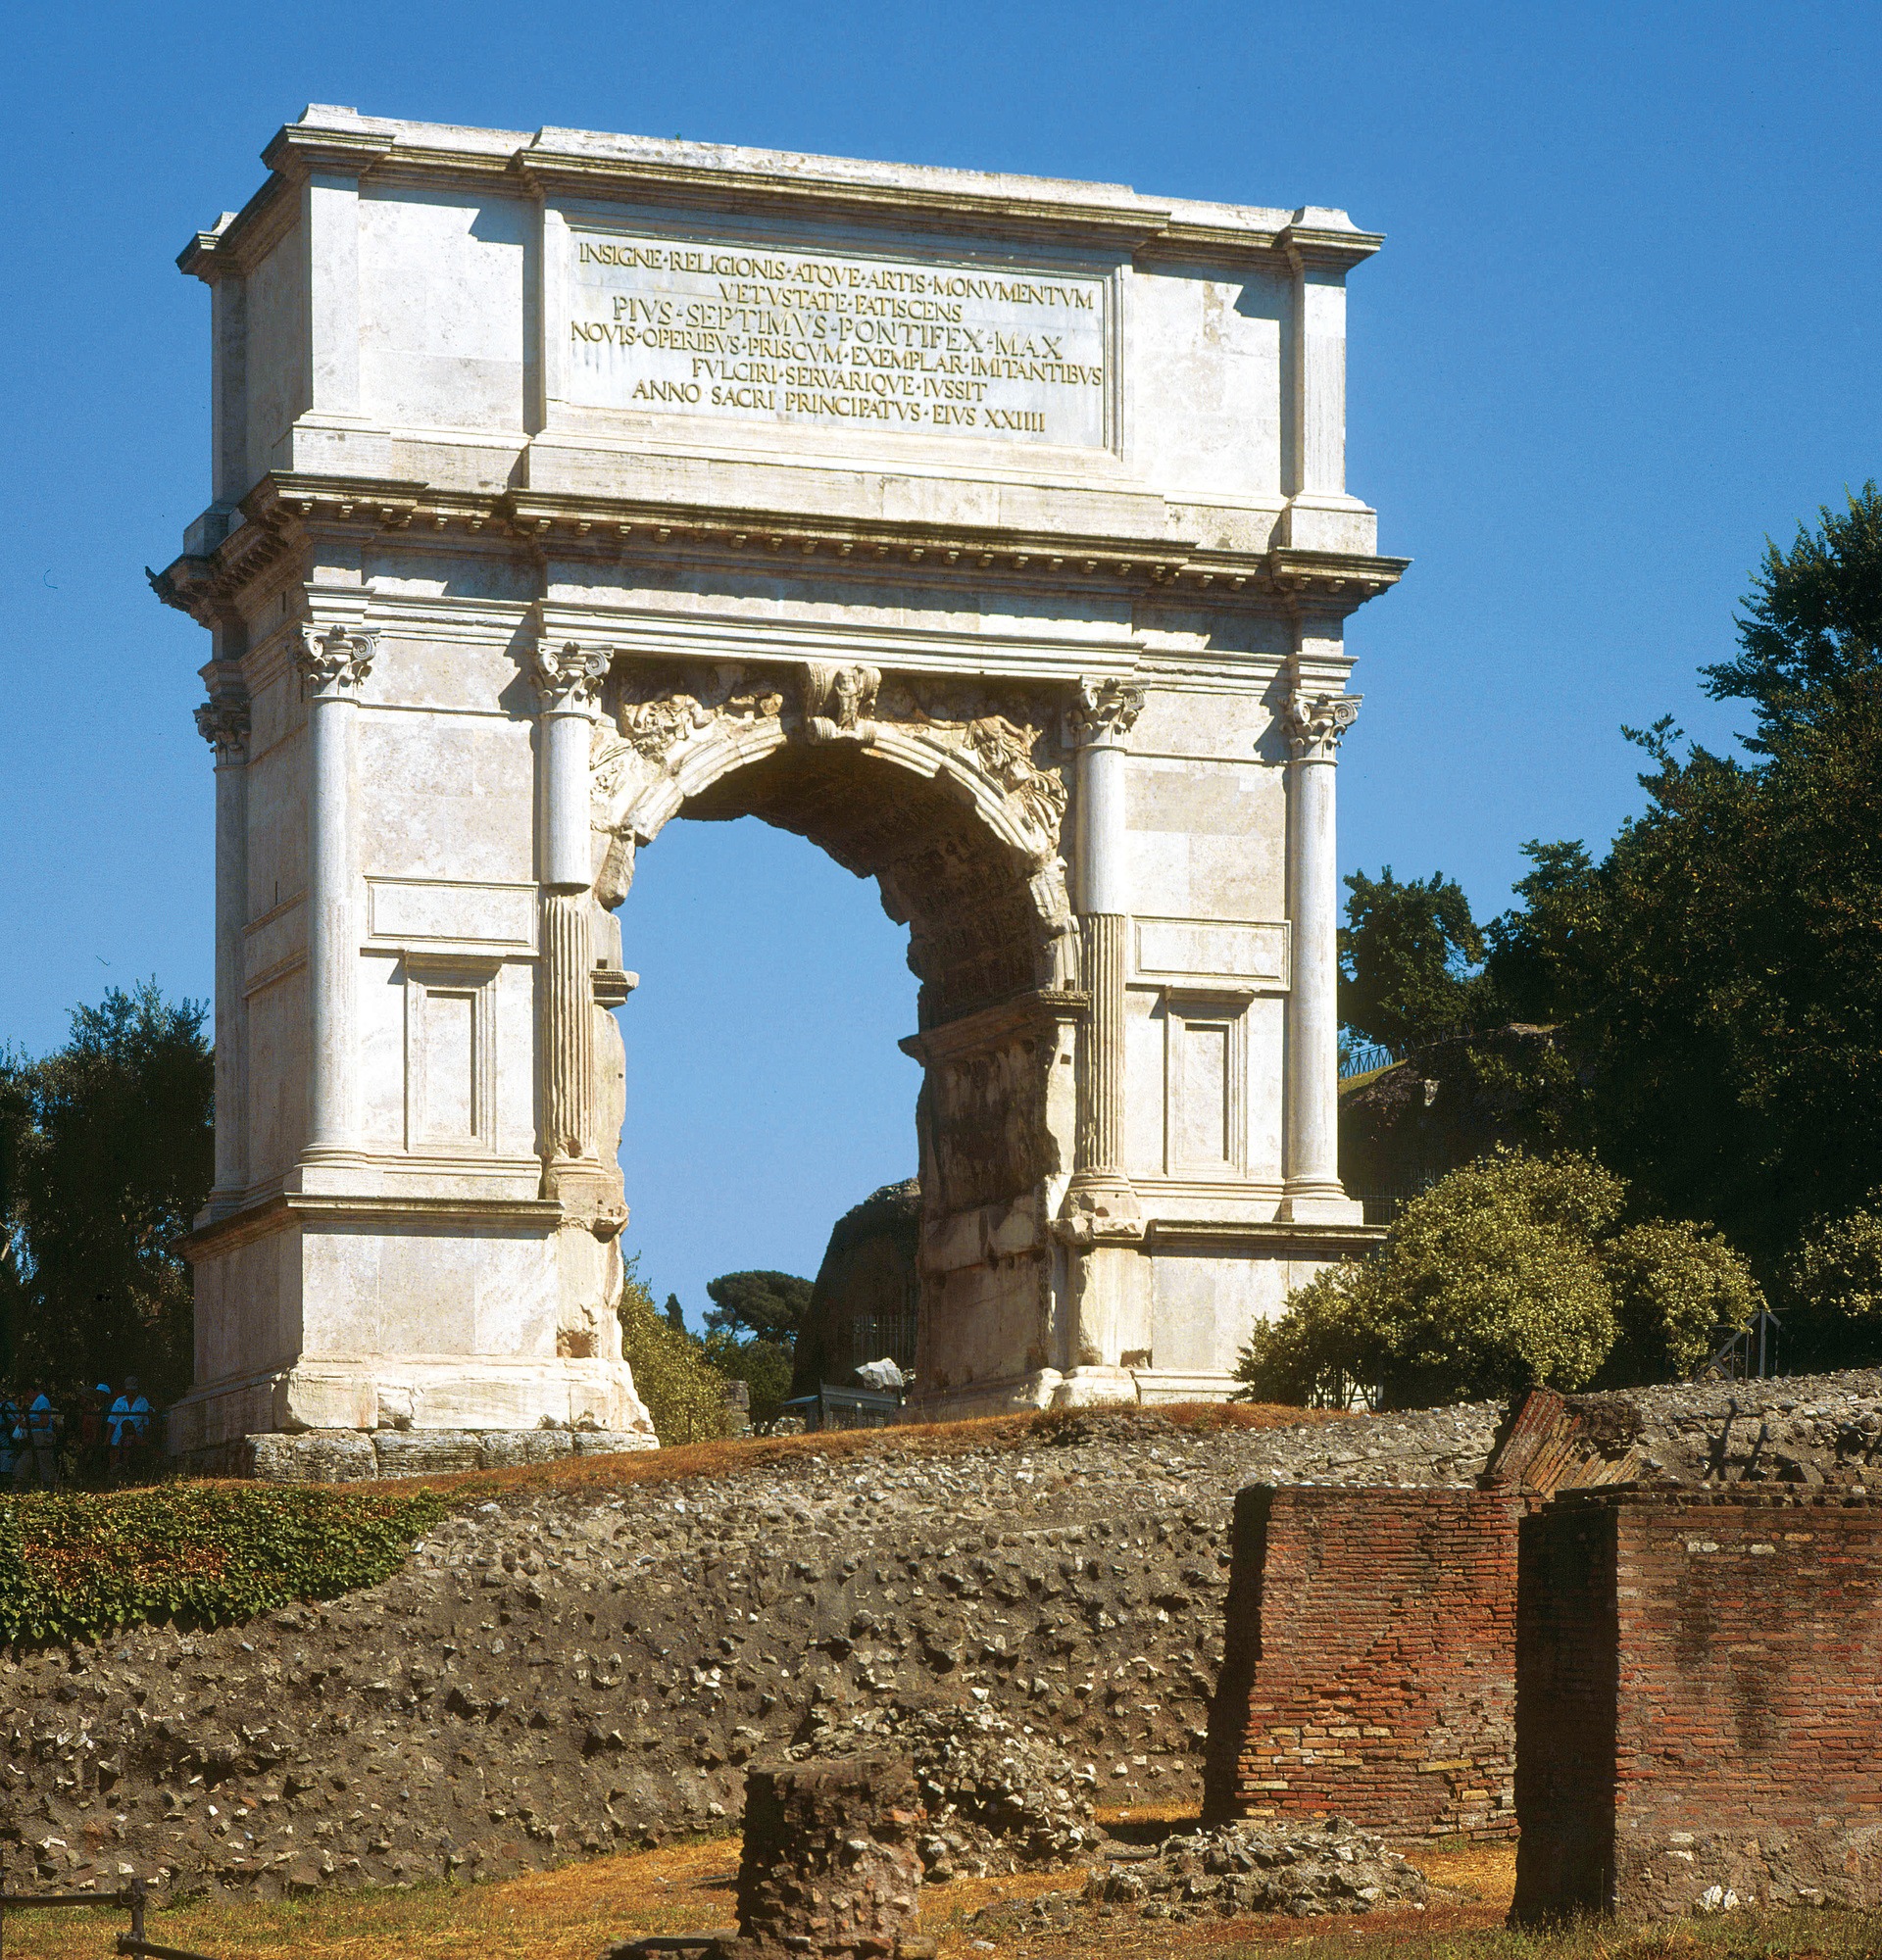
[1513,1490,1882,1921]
[1203,1484,1522,1838]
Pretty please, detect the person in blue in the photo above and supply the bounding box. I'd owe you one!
[23,1384,60,1490]
[109,1377,153,1483]
[0,1390,20,1488]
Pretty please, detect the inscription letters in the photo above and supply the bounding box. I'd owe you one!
[569,234,1107,446]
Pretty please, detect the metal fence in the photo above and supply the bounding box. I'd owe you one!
[0,1874,218,1960]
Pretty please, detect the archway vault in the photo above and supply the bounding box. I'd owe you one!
[590,654,1086,1406]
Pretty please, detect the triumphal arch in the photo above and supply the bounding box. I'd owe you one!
[154,108,1404,1455]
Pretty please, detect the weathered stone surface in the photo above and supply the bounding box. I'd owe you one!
[572,1429,663,1458]
[727,1758,924,1959]
[370,1431,484,1476]
[474,1430,576,1470]
[243,1431,377,1483]
[974,1818,1426,1931]
[809,1702,1104,1877]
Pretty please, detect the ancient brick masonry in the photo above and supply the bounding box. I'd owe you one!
[1513,1491,1882,1921]
[1203,1485,1523,1838]
[727,1759,925,1959]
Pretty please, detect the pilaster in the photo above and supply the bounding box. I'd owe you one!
[1278,651,1363,1225]
[533,641,612,1205]
[294,622,374,1168]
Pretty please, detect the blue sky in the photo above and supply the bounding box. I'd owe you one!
[4,2,1878,1319]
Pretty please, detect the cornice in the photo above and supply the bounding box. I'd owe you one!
[151,470,1407,628]
[181,112,1378,280]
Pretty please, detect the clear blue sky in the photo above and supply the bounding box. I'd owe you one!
[4,2,1878,1320]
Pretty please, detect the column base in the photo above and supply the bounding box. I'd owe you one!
[1049,1364,1140,1410]
[1277,1185,1366,1225]
[1055,1170,1145,1245]
[164,1355,656,1456]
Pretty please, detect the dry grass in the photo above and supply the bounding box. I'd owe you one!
[144,1399,1347,1504]
[5,1835,1879,1960]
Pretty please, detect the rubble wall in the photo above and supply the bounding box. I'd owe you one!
[1514,1491,1882,1921]
[1204,1485,1521,1838]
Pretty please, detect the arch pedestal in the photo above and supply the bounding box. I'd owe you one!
[155,111,1405,1454]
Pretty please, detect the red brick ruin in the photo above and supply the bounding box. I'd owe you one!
[1513,1489,1882,1919]
[1203,1393,1882,1918]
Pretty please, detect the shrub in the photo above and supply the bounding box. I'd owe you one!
[1234,1150,1729,1408]
[1601,1219,1761,1384]
[1781,1200,1882,1371]
[618,1264,732,1446]
[0,1483,446,1645]
[704,1332,797,1432]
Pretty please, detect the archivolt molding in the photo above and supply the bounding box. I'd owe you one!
[589,657,1074,891]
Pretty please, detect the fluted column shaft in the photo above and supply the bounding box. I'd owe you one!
[295,626,374,1160]
[196,686,251,1206]
[1062,678,1145,1228]
[535,642,611,1172]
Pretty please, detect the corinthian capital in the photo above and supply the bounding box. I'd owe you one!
[194,697,251,761]
[296,623,376,700]
[533,641,612,712]
[1066,676,1147,748]
[1281,690,1362,762]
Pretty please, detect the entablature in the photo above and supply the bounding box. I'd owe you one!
[152,469,1408,632]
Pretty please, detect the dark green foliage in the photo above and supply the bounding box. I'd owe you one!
[617,1260,731,1446]
[1339,867,1492,1057]
[1779,1199,1882,1373]
[661,1292,687,1332]
[1466,491,1882,1280]
[1,984,213,1401]
[1236,1152,1760,1408]
[0,1483,446,1645]
[704,1270,814,1344]
[1704,480,1882,752]
[704,1332,796,1431]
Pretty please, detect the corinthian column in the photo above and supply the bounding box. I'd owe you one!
[195,681,251,1212]
[1061,677,1146,1239]
[534,642,611,1179]
[1279,686,1362,1220]
[295,624,374,1162]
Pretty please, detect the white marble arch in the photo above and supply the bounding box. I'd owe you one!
[154,109,1407,1447]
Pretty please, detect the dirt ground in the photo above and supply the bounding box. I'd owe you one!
[9,1824,1880,1960]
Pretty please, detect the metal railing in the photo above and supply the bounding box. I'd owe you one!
[0,1873,218,1960]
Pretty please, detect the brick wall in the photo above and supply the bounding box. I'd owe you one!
[1513,1492,1882,1921]
[1203,1485,1523,1838]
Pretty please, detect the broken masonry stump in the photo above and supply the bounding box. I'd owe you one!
[731,1758,927,1958]
[610,1757,929,1960]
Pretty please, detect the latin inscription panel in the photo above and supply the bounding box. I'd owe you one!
[566,230,1107,447]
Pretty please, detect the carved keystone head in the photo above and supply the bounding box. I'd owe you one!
[801,661,881,744]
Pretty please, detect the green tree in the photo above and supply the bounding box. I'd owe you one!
[1600,1220,1764,1385]
[617,1259,731,1446]
[704,1332,797,1432]
[1702,480,1882,752]
[1236,1152,1756,1407]
[704,1270,814,1344]
[1339,867,1491,1057]
[1779,1198,1882,1372]
[1478,490,1882,1270]
[3,984,212,1400]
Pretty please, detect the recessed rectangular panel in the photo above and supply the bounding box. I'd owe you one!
[368,879,535,949]
[1135,917,1287,986]
[567,230,1107,447]
[422,991,476,1139]
[1177,1021,1230,1166]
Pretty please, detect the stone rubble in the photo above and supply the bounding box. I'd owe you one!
[805,1702,1104,1877]
[973,1816,1428,1930]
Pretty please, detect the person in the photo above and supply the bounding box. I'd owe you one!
[0,1390,20,1489]
[24,1385,60,1490]
[78,1384,111,1487]
[110,1377,153,1484]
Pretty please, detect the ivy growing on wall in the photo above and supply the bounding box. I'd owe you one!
[0,1484,447,1645]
